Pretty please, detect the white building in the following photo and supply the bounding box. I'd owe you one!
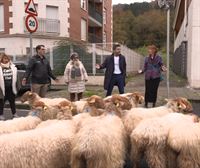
[173,0,200,88]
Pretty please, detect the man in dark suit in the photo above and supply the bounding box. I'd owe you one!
[96,44,127,96]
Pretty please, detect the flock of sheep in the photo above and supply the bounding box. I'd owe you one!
[0,90,199,168]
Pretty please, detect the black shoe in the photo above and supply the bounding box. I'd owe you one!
[152,102,156,107]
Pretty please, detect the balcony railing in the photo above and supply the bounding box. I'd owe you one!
[88,33,102,43]
[24,17,60,35]
[88,5,103,23]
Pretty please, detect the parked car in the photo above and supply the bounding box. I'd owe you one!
[13,61,31,95]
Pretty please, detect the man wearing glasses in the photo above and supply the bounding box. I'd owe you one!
[22,45,58,97]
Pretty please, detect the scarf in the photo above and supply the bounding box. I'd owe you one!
[1,62,10,68]
[70,61,81,81]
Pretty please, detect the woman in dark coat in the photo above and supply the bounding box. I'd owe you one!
[139,45,166,108]
[96,44,126,97]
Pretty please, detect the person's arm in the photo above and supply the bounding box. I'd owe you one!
[123,56,127,77]
[96,56,109,69]
[22,58,35,85]
[64,64,70,83]
[47,63,57,80]
[82,64,88,81]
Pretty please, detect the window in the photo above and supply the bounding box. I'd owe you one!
[80,0,87,10]
[0,48,5,53]
[0,5,4,31]
[81,19,87,41]
[46,6,58,19]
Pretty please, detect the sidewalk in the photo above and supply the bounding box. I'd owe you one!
[15,74,200,113]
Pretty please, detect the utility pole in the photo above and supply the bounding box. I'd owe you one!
[157,0,174,98]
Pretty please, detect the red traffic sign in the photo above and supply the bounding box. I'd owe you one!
[25,15,38,33]
[25,0,38,16]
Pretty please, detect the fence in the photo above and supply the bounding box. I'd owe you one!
[9,42,144,76]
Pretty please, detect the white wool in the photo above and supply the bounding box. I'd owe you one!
[71,114,127,168]
[0,120,75,168]
[73,100,87,113]
[0,116,41,135]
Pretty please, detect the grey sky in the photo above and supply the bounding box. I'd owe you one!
[112,0,152,5]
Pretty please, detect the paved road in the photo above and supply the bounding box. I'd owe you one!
[3,108,30,120]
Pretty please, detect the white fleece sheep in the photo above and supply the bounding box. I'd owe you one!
[71,102,128,168]
[167,121,200,168]
[0,116,41,135]
[0,120,76,168]
[31,100,74,120]
[123,97,193,135]
[130,113,197,168]
[21,91,69,108]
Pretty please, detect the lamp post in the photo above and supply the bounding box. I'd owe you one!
[157,0,174,98]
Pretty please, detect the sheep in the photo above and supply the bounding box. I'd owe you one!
[104,92,144,108]
[130,113,198,168]
[122,97,193,135]
[0,119,76,168]
[21,91,69,107]
[167,121,200,168]
[0,116,41,135]
[31,100,74,120]
[71,102,128,168]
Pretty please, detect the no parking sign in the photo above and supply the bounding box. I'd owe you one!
[25,15,38,33]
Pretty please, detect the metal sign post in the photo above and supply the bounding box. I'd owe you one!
[157,0,174,98]
[25,0,38,58]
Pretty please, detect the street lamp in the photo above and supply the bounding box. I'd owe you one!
[157,0,174,98]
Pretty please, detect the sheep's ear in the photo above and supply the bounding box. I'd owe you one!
[178,102,186,109]
[43,106,48,110]
[70,105,74,111]
[116,103,120,107]
[165,98,171,102]
[28,92,33,96]
[89,98,95,103]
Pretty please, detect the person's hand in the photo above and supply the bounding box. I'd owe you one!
[22,78,26,86]
[96,64,100,69]
[138,69,143,74]
[161,66,167,72]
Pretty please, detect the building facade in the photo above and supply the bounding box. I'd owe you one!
[0,0,112,57]
[173,0,200,88]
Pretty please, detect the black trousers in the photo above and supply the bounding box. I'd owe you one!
[106,74,125,96]
[0,86,16,115]
[145,78,160,104]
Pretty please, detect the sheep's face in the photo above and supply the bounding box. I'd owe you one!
[31,101,48,116]
[111,94,132,110]
[127,92,144,106]
[104,102,123,117]
[166,97,193,113]
[87,95,105,109]
[21,91,37,103]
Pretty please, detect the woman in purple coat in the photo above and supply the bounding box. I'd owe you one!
[139,45,166,108]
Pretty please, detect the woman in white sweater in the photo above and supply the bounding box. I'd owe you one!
[64,52,88,101]
[0,53,18,120]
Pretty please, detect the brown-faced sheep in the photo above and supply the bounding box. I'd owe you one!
[167,121,200,168]
[122,97,193,135]
[0,120,75,168]
[71,102,128,168]
[130,113,197,168]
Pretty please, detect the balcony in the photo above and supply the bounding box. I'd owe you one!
[88,33,102,43]
[88,5,103,26]
[24,17,60,35]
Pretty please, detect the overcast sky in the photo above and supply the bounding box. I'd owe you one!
[112,0,152,5]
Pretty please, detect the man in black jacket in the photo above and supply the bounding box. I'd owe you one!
[22,45,58,97]
[96,44,126,96]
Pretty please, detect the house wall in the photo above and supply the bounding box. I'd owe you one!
[174,0,200,88]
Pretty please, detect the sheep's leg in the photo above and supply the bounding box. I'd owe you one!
[145,145,167,168]
[131,139,143,168]
[71,155,86,168]
[177,153,195,168]
[166,147,178,168]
